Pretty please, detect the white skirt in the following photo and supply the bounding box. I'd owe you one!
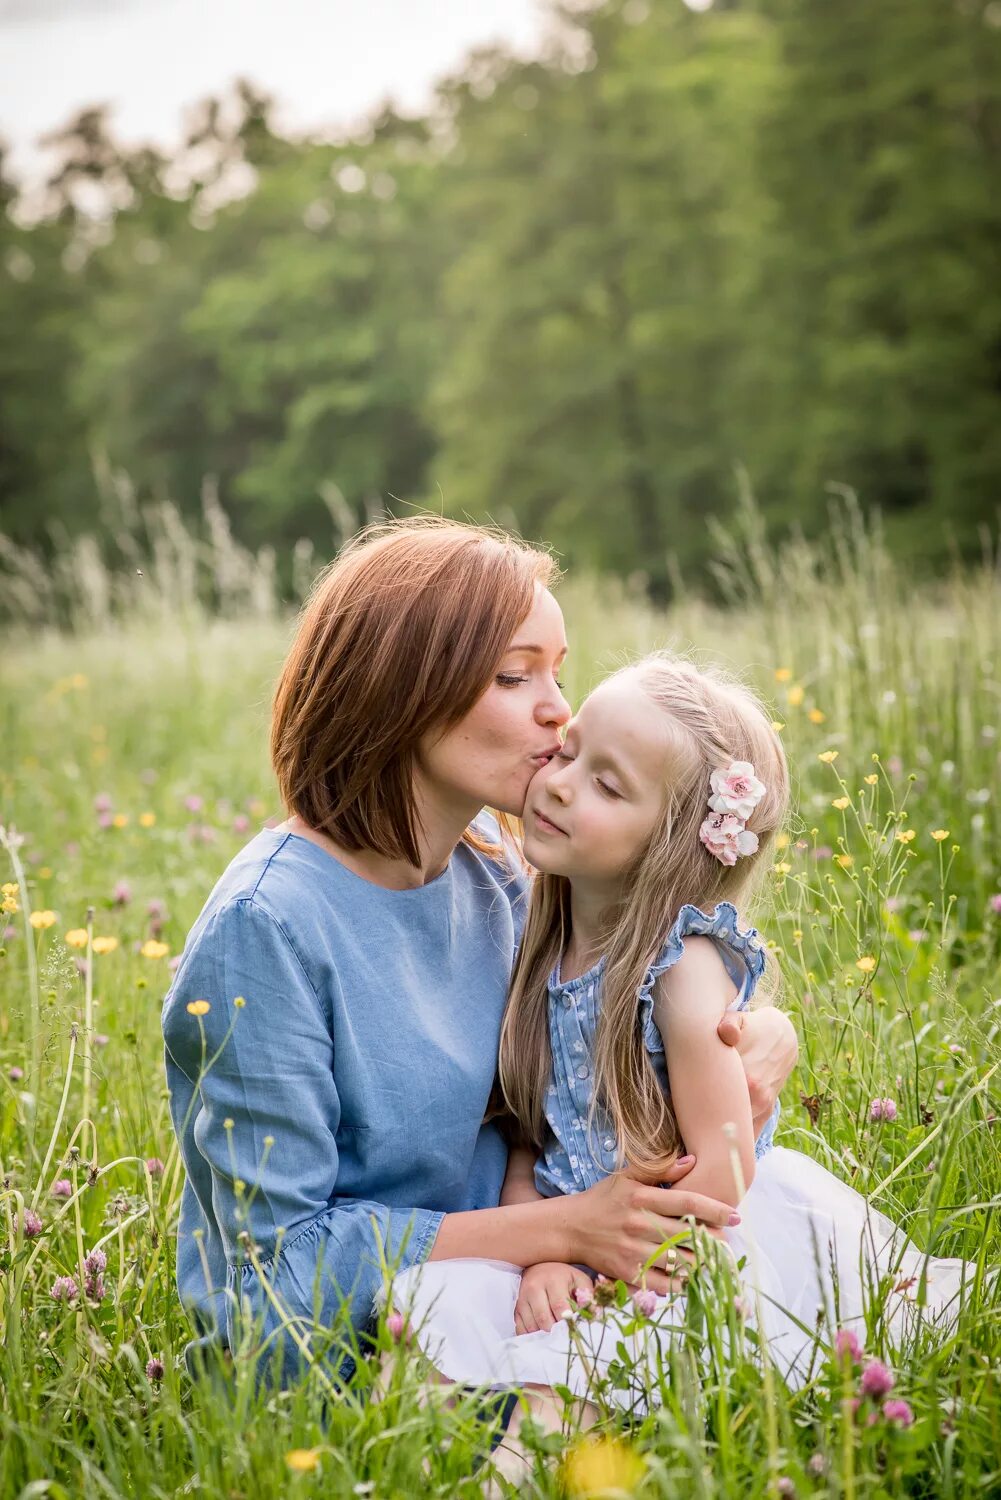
[388,1147,978,1407]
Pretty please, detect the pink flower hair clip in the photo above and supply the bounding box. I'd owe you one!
[699,760,766,866]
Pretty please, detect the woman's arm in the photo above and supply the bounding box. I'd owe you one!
[717,1006,798,1136]
[653,938,757,1208]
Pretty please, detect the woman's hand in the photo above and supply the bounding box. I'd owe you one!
[560,1157,739,1296]
[514,1263,594,1333]
[717,1006,798,1137]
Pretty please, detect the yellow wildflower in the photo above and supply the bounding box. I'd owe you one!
[141,939,170,959]
[786,684,805,707]
[29,910,56,929]
[774,667,793,682]
[2,882,17,897]
[856,956,877,974]
[808,708,826,724]
[92,936,119,954]
[248,799,267,818]
[896,829,916,844]
[112,813,129,829]
[233,996,246,1009]
[139,812,157,828]
[835,854,854,868]
[771,720,785,732]
[186,1000,211,1017]
[818,750,839,763]
[2,895,17,914]
[64,929,89,948]
[831,797,850,810]
[792,929,803,942]
[285,1450,320,1474]
[774,862,792,875]
[562,1436,644,1497]
[38,866,51,879]
[930,829,949,841]
[775,832,790,850]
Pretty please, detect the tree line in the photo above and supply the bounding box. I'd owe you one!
[2,0,999,595]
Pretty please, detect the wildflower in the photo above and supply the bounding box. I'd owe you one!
[883,1398,914,1427]
[1,882,16,897]
[64,929,88,948]
[94,793,113,814]
[860,1359,895,1399]
[140,940,170,959]
[774,667,792,682]
[787,684,805,707]
[92,936,119,955]
[386,1310,406,1342]
[51,1179,73,1199]
[184,795,204,814]
[186,1000,210,1016]
[774,862,791,875]
[112,880,132,906]
[807,1453,828,1476]
[908,929,925,943]
[168,956,181,975]
[733,1294,751,1320]
[989,894,1001,915]
[285,1450,320,1474]
[812,845,832,860]
[84,1247,107,1300]
[145,1157,165,1177]
[887,756,903,774]
[22,1208,43,1238]
[9,1065,24,1081]
[835,854,854,868]
[896,829,916,844]
[818,750,839,763]
[139,812,157,828]
[146,1356,165,1382]
[112,814,129,829]
[2,896,17,914]
[856,956,877,974]
[29,910,56,929]
[51,1275,79,1302]
[93,1033,109,1048]
[930,829,949,841]
[147,899,167,920]
[97,811,113,830]
[562,1436,644,1497]
[864,773,879,785]
[232,813,251,834]
[3,923,17,938]
[870,1097,897,1122]
[632,1287,657,1317]
[835,1327,864,1363]
[808,709,826,724]
[831,796,850,810]
[771,720,785,732]
[777,1481,796,1498]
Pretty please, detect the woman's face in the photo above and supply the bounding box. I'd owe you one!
[418,585,571,819]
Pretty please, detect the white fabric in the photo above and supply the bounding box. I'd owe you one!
[389,1146,977,1408]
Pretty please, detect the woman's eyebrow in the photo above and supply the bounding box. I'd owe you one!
[506,643,569,660]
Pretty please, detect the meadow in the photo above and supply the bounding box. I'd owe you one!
[1,498,1000,1498]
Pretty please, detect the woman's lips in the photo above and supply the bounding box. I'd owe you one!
[529,744,562,770]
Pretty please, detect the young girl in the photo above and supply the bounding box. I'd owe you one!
[387,654,972,1436]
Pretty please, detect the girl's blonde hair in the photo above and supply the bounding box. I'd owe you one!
[497,650,791,1177]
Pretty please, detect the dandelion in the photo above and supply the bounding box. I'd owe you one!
[112,880,132,905]
[808,708,826,724]
[22,1208,43,1238]
[186,1000,210,1016]
[818,750,838,763]
[896,829,916,844]
[856,956,877,974]
[285,1449,320,1473]
[562,1436,645,1498]
[145,1157,165,1177]
[883,1398,914,1427]
[51,1275,79,1302]
[139,812,157,828]
[146,1356,165,1382]
[140,940,170,959]
[832,796,850,810]
[834,1327,864,1362]
[51,1179,73,1199]
[64,929,88,948]
[92,936,119,955]
[860,1358,895,1399]
[29,910,56,929]
[930,829,949,841]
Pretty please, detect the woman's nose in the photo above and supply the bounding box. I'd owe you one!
[539,683,572,729]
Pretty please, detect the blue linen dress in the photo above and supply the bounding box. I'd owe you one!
[161,819,526,1383]
[390,902,971,1401]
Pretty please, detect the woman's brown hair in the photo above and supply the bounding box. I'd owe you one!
[271,516,559,867]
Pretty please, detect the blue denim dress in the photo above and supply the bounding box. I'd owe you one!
[534,901,779,1197]
[161,821,526,1382]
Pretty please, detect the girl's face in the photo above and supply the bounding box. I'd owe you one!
[523,672,669,884]
[418,585,571,819]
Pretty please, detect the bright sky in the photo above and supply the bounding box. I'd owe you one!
[0,0,549,184]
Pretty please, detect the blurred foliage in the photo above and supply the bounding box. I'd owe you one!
[2,0,1000,593]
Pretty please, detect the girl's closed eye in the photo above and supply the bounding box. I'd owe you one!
[596,779,621,798]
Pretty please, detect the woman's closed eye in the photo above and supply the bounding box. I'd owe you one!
[496,673,566,689]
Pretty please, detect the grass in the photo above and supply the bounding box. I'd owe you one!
[1,495,1000,1497]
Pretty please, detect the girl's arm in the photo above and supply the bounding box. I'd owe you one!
[500,1143,546,1206]
[652,937,757,1208]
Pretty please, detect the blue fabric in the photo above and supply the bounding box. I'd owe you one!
[534,900,780,1198]
[161,821,526,1383]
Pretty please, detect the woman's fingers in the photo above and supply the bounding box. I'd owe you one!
[641,1186,739,1230]
[658,1153,696,1183]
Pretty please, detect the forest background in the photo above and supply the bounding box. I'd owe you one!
[3,0,1001,606]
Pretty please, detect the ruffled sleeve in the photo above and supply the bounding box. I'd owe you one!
[636,900,768,1056]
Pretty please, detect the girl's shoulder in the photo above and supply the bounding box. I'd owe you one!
[637,901,767,1053]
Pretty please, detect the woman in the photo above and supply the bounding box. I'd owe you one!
[161,518,798,1389]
